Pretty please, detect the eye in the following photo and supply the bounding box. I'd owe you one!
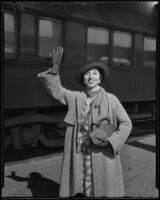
[85,72,89,76]
[93,70,99,75]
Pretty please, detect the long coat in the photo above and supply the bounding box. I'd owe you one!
[37,68,132,197]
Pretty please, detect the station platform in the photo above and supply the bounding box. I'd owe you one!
[2,134,159,198]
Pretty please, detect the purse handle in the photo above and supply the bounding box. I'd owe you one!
[95,117,111,128]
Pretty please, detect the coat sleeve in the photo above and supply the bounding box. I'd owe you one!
[37,68,76,106]
[107,95,132,156]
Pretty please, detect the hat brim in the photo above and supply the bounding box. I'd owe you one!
[75,62,110,86]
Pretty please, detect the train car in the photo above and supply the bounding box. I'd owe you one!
[2,2,157,154]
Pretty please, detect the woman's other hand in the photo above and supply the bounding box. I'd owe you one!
[89,129,109,147]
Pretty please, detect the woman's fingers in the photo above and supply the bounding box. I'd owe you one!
[52,46,63,65]
[56,47,63,58]
[58,47,63,61]
[56,47,63,63]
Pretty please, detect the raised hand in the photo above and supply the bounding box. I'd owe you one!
[51,46,63,73]
[53,46,63,66]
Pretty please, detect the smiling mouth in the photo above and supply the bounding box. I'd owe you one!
[88,79,97,83]
[88,79,96,82]
[88,81,95,84]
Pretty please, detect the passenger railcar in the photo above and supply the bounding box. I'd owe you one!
[2,2,157,153]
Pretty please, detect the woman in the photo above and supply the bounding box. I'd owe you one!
[37,47,132,197]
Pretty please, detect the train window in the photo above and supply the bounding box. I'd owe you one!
[20,14,35,60]
[87,27,109,64]
[113,31,132,67]
[64,21,85,65]
[4,12,16,59]
[39,18,62,60]
[143,37,156,68]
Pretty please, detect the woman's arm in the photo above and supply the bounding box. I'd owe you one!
[37,47,75,105]
[107,95,132,155]
[37,69,72,105]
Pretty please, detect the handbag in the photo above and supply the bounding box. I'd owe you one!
[81,117,116,152]
[94,117,116,137]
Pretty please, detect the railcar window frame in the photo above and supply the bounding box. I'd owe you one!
[112,30,133,68]
[64,20,86,66]
[38,16,63,62]
[4,10,17,60]
[143,36,156,69]
[86,25,110,65]
[19,12,36,61]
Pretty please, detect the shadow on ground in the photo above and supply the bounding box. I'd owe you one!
[127,140,156,153]
[7,171,59,197]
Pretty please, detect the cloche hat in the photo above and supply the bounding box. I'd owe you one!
[75,62,110,85]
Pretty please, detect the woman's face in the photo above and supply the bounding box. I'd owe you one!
[83,68,101,89]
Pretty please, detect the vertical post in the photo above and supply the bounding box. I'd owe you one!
[155,2,159,190]
[1,3,4,189]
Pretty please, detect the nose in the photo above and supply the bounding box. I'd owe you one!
[88,72,93,78]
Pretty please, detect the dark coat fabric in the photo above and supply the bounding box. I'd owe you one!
[37,68,132,197]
